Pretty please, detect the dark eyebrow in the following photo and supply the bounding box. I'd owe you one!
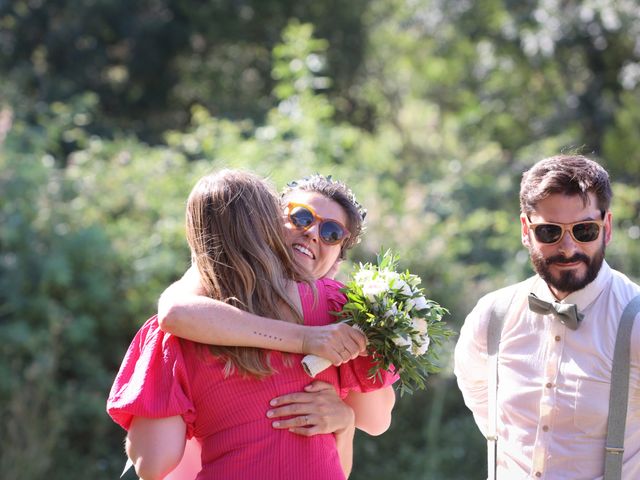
[527,212,603,224]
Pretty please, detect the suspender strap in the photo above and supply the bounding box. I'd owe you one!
[486,280,532,480]
[487,302,504,480]
[603,294,640,480]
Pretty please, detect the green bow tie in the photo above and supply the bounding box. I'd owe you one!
[528,293,584,330]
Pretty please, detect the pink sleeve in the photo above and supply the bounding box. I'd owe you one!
[106,316,196,437]
[322,277,347,313]
[338,355,400,398]
[299,277,347,326]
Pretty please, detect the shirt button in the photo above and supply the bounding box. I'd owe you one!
[545,382,553,388]
[542,425,549,432]
[535,472,542,478]
[555,335,561,341]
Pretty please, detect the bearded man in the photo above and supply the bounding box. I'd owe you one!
[455,154,640,479]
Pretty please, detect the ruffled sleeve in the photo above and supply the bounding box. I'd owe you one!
[106,315,197,437]
[338,355,399,398]
[298,277,347,327]
[322,277,347,314]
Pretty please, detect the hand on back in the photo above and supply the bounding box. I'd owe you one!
[267,381,355,436]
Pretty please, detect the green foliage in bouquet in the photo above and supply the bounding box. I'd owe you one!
[337,249,454,396]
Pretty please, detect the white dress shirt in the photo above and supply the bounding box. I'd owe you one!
[454,261,640,479]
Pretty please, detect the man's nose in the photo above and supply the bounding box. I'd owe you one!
[557,228,578,255]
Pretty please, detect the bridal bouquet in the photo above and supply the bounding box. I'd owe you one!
[302,249,453,395]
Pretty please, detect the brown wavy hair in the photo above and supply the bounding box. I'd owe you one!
[520,154,612,216]
[186,169,312,377]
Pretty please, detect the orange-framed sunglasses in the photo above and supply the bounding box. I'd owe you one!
[285,202,350,245]
[526,218,604,245]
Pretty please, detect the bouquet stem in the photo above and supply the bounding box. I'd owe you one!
[301,354,333,377]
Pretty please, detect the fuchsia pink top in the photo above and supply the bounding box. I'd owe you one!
[107,278,398,479]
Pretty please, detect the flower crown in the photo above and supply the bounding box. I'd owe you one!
[285,174,367,222]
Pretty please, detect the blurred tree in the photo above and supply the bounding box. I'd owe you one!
[0,0,372,142]
[0,115,131,478]
[349,0,640,177]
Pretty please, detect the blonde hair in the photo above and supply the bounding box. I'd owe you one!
[186,169,311,377]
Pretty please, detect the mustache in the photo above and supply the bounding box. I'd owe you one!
[545,253,590,266]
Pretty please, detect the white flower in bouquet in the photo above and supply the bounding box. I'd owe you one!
[394,318,429,355]
[354,269,375,285]
[379,269,400,284]
[414,337,430,356]
[384,303,399,319]
[301,249,454,395]
[399,281,414,297]
[393,333,412,349]
[407,295,429,311]
[410,318,430,355]
[361,277,389,301]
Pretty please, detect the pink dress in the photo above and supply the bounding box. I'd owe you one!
[107,278,398,480]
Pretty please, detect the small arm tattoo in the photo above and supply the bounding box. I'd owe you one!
[253,331,283,341]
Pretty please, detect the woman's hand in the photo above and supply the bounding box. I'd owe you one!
[300,324,366,365]
[267,381,355,436]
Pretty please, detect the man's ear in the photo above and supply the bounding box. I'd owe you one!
[520,213,531,248]
[603,210,613,246]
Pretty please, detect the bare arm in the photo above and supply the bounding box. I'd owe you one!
[157,267,366,364]
[126,416,186,480]
[163,438,201,480]
[344,386,396,436]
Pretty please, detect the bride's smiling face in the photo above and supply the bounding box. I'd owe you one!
[282,191,349,280]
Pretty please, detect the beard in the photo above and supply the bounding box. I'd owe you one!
[529,237,606,294]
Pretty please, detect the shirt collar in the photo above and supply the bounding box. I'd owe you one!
[532,260,612,311]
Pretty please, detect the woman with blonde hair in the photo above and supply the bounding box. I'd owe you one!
[107,170,396,479]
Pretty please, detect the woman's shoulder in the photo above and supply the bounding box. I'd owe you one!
[319,278,347,309]
[317,277,345,290]
[297,277,346,306]
[295,278,347,326]
[130,315,184,355]
[297,276,345,291]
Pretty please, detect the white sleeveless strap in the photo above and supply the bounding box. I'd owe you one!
[603,294,640,480]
